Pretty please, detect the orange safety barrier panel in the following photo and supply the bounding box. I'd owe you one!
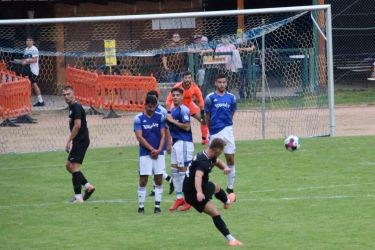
[99,75,158,112]
[0,72,31,119]
[66,66,100,108]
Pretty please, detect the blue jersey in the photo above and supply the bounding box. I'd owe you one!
[168,104,193,144]
[134,112,165,157]
[156,104,168,151]
[204,91,237,135]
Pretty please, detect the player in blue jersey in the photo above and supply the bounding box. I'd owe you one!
[146,90,174,196]
[134,95,166,214]
[166,87,194,212]
[204,74,238,194]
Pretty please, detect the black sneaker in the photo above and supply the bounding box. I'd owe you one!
[154,207,161,214]
[169,181,175,195]
[226,188,234,194]
[33,101,45,107]
[148,190,155,197]
[138,207,145,214]
[83,186,95,201]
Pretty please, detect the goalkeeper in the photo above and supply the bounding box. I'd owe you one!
[166,71,209,145]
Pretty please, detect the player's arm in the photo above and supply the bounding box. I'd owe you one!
[205,112,211,130]
[22,56,38,65]
[66,119,81,153]
[166,92,173,110]
[166,114,191,131]
[215,158,231,175]
[157,127,166,153]
[194,85,205,110]
[134,130,156,152]
[165,127,172,153]
[195,170,205,201]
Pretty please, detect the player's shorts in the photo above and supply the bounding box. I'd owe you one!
[209,126,236,154]
[185,102,200,116]
[139,154,165,176]
[183,181,216,213]
[68,139,90,164]
[23,65,39,83]
[171,140,194,167]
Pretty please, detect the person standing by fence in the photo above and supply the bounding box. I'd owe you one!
[23,37,45,107]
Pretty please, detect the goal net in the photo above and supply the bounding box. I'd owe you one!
[0,5,333,153]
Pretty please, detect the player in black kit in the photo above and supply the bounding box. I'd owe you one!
[63,86,95,203]
[183,138,243,246]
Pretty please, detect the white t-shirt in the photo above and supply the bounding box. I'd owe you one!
[24,45,39,76]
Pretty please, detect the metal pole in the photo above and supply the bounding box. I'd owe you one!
[325,6,335,136]
[0,5,331,25]
[261,19,266,140]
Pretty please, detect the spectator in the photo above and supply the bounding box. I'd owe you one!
[161,33,187,84]
[22,37,45,106]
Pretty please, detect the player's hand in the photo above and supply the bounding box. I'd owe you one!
[197,192,205,202]
[21,59,27,66]
[65,141,71,153]
[223,167,231,175]
[150,148,159,159]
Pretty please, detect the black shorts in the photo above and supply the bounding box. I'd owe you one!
[28,72,38,84]
[68,139,90,164]
[183,181,216,213]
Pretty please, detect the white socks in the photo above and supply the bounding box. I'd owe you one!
[137,186,146,208]
[154,185,163,207]
[37,95,43,103]
[227,165,236,190]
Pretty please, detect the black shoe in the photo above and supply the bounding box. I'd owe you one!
[226,188,234,194]
[83,186,95,201]
[148,190,155,197]
[33,101,45,107]
[169,181,175,195]
[154,207,161,214]
[138,207,145,214]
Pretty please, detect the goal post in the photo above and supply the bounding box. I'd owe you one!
[0,5,335,153]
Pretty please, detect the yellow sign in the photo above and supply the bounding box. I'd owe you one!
[104,40,117,66]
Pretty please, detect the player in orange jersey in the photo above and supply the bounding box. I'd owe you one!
[166,71,209,145]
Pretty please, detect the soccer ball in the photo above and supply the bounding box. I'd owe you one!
[284,135,300,151]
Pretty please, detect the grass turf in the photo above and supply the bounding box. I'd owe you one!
[1,136,375,249]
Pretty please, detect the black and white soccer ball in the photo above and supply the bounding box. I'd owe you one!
[284,135,300,151]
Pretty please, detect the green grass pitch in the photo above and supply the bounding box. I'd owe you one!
[1,136,375,249]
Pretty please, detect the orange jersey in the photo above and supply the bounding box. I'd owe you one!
[166,81,205,109]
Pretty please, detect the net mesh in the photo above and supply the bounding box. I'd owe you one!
[0,8,330,153]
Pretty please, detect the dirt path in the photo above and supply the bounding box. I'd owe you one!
[0,105,374,153]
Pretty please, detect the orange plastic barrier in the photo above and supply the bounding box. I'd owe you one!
[0,72,31,119]
[99,75,158,112]
[66,66,100,108]
[0,61,7,71]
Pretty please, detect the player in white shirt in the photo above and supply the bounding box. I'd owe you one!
[22,37,44,106]
[204,74,237,194]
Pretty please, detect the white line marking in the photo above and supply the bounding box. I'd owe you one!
[1,194,375,209]
[239,182,375,194]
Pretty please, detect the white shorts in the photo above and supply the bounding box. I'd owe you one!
[138,154,165,176]
[209,126,236,154]
[171,140,194,167]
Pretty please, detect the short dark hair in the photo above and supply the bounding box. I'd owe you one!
[171,87,183,94]
[63,86,74,91]
[182,71,192,77]
[145,95,157,105]
[26,36,34,41]
[146,90,159,99]
[209,138,226,150]
[215,73,227,82]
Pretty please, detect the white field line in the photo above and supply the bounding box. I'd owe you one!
[239,182,375,194]
[1,194,375,210]
[0,158,138,170]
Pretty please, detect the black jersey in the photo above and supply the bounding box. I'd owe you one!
[69,102,89,142]
[184,151,217,190]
